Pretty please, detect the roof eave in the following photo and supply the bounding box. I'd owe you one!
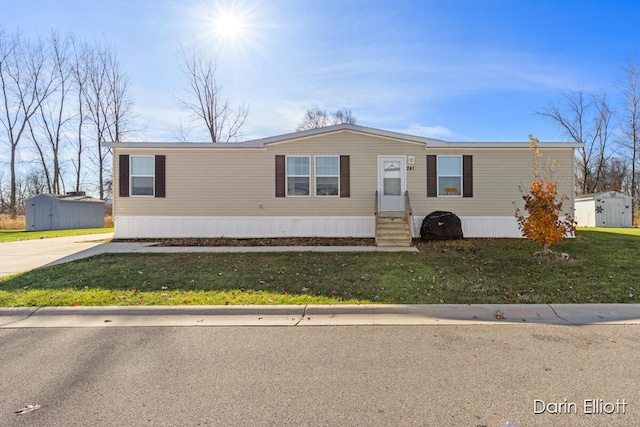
[104,124,584,149]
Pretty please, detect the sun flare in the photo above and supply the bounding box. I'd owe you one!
[183,1,270,62]
[215,12,244,39]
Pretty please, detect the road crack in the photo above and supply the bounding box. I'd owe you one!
[294,305,308,326]
[0,306,43,327]
[547,304,576,325]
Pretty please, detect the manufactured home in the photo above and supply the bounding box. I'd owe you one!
[108,124,579,245]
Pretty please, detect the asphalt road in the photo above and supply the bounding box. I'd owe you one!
[1,324,638,427]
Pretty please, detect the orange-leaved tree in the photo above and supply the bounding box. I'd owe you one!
[515,135,576,254]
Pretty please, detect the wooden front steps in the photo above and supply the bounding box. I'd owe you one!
[375,212,412,247]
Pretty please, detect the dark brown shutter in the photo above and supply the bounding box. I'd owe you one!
[339,155,350,197]
[463,155,473,198]
[426,155,437,197]
[155,155,166,198]
[119,154,129,197]
[275,155,285,197]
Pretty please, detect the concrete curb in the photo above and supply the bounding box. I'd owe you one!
[1,304,639,328]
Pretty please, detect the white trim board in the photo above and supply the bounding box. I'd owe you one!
[114,216,375,239]
[115,215,525,239]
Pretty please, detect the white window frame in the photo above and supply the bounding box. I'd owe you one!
[286,155,311,197]
[130,155,155,197]
[314,155,340,197]
[437,155,462,197]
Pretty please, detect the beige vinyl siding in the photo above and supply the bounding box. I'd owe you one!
[114,132,425,217]
[113,131,576,218]
[420,148,575,216]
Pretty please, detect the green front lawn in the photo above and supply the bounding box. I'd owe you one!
[0,228,638,306]
[0,228,113,243]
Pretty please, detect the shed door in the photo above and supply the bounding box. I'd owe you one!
[33,201,52,231]
[378,156,406,212]
[604,198,624,227]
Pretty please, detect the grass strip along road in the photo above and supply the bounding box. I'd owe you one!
[0,228,113,243]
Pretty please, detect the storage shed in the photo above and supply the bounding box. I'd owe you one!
[575,191,633,227]
[25,193,105,231]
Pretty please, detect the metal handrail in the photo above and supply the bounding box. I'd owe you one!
[404,191,412,216]
[374,190,379,214]
[404,191,413,240]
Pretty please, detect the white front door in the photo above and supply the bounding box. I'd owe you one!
[378,156,406,212]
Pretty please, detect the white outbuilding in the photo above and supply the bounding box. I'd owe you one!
[575,191,633,227]
[25,193,105,231]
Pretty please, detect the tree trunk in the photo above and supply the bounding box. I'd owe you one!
[10,144,16,218]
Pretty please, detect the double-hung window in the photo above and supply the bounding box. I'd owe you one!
[130,155,155,196]
[315,156,339,196]
[438,155,462,196]
[276,155,349,198]
[286,156,310,196]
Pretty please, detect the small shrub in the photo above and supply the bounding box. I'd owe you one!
[515,135,576,254]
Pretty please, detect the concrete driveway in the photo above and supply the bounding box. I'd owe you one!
[0,233,113,277]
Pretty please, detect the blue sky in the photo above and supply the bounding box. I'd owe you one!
[4,0,639,142]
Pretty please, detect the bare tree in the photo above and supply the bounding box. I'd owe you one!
[83,41,133,199]
[23,167,46,197]
[27,31,74,195]
[80,44,107,199]
[296,107,357,131]
[7,168,46,214]
[173,120,193,143]
[69,35,89,193]
[0,29,54,218]
[537,89,613,195]
[618,58,640,219]
[590,92,615,192]
[102,47,133,144]
[602,157,630,192]
[0,171,7,212]
[177,44,248,143]
[0,30,133,210]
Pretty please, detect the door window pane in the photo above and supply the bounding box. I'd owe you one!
[383,161,402,195]
[384,178,402,195]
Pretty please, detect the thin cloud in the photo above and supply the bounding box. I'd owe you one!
[398,124,454,140]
